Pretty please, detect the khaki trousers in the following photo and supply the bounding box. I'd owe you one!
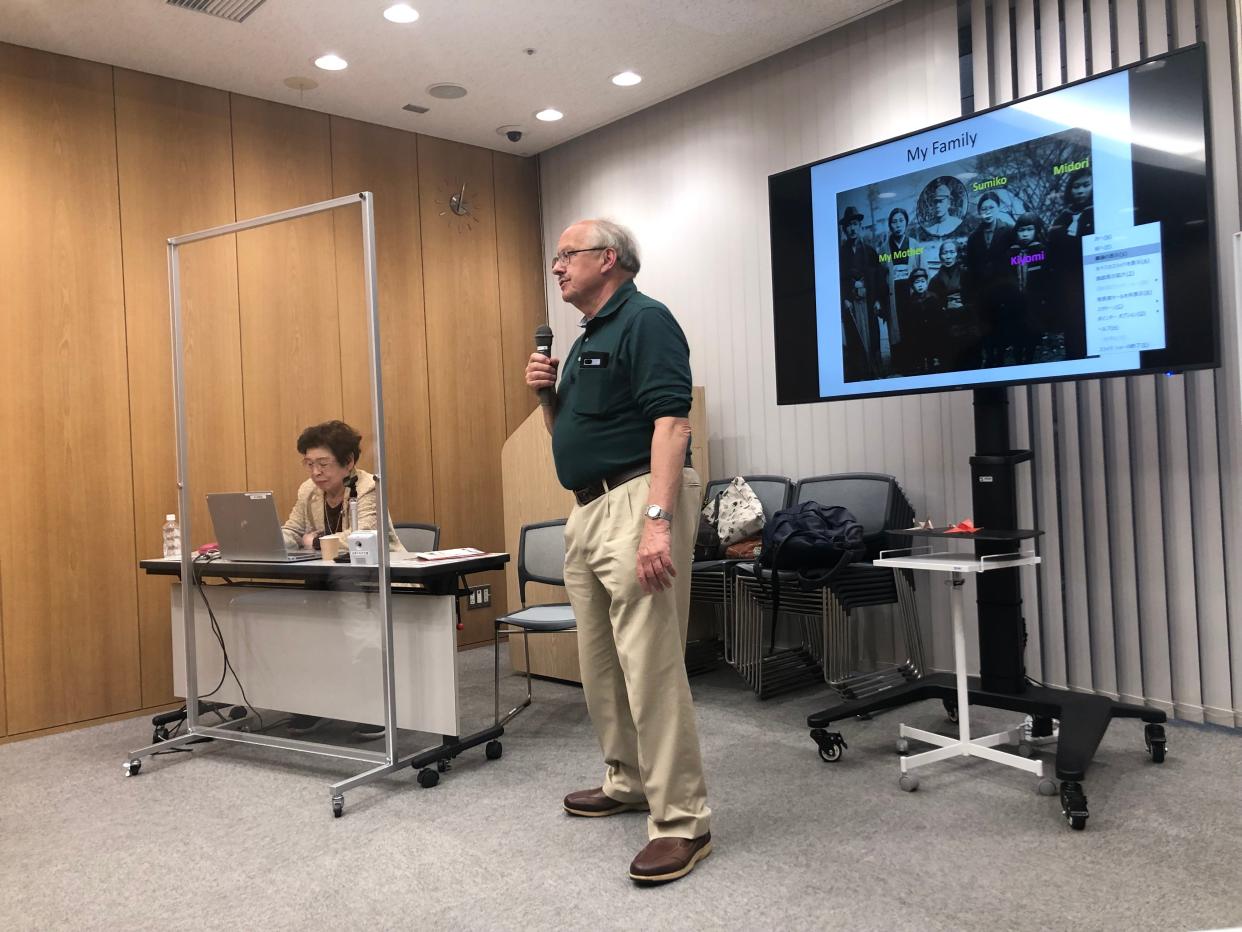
[562,467,711,840]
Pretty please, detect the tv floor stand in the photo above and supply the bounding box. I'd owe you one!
[807,387,1167,830]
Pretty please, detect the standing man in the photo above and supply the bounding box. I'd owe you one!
[838,205,887,379]
[524,218,711,885]
[965,191,1015,367]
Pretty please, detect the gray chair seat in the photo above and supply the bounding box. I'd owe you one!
[498,603,576,632]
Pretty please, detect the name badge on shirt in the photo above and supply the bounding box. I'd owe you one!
[579,351,610,368]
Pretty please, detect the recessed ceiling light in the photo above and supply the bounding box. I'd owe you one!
[428,83,468,99]
[611,71,642,87]
[314,53,348,71]
[383,4,419,23]
[535,108,563,122]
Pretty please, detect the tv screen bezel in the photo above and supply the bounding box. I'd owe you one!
[767,42,1219,406]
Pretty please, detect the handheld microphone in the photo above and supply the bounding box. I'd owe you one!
[534,324,555,407]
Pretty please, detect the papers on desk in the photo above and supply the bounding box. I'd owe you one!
[404,547,486,563]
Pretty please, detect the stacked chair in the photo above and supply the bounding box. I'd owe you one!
[687,476,793,674]
[792,474,924,699]
[733,473,925,699]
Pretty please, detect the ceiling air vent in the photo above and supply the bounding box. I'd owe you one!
[402,104,430,114]
[165,0,268,23]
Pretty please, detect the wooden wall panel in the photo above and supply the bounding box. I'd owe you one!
[492,153,547,437]
[115,69,244,707]
[0,45,141,732]
[0,563,7,735]
[418,136,509,644]
[329,117,435,525]
[230,96,339,513]
[0,41,556,738]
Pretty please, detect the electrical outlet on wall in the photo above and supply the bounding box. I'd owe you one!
[467,584,491,609]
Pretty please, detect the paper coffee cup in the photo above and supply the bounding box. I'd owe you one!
[320,534,344,561]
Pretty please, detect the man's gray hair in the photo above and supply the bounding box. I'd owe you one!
[587,218,641,274]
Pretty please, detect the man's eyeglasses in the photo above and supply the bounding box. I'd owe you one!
[550,246,606,269]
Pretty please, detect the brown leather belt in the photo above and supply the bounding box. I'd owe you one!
[573,464,651,507]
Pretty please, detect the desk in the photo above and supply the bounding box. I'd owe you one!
[872,548,1051,796]
[128,552,508,817]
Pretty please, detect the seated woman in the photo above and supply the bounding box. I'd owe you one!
[282,419,403,741]
[282,419,404,554]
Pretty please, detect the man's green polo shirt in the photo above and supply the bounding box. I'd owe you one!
[551,279,692,491]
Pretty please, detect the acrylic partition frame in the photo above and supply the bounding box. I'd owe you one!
[129,193,409,804]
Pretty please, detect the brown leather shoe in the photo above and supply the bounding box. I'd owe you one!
[628,833,712,883]
[563,787,649,817]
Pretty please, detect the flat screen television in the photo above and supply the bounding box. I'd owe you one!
[769,44,1217,405]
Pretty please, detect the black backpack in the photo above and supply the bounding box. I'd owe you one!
[753,501,866,627]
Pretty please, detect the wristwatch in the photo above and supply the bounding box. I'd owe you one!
[644,504,673,522]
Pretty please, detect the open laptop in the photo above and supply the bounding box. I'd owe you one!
[206,492,320,562]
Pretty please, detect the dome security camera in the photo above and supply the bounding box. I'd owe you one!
[506,129,523,143]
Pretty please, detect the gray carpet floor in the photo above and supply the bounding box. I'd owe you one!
[1,644,1240,932]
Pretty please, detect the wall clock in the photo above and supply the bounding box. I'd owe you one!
[436,179,483,233]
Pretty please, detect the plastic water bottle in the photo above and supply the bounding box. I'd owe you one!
[162,514,181,558]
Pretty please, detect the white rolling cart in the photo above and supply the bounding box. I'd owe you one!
[873,546,1056,795]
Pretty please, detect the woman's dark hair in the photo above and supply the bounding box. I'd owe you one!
[297,420,362,467]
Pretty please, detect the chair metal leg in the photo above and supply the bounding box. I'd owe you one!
[494,624,535,728]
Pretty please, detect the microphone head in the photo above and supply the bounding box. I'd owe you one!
[534,323,553,353]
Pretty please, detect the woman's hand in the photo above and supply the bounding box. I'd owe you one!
[302,530,319,550]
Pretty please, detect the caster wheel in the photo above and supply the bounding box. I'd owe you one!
[899,773,919,792]
[818,743,842,763]
[810,728,847,762]
[1144,724,1167,763]
[895,738,909,755]
[123,760,142,777]
[1037,778,1057,796]
[1017,742,1035,758]
[436,759,451,774]
[1060,780,1088,830]
[942,699,958,724]
[332,795,344,818]
[485,740,503,760]
[417,767,440,788]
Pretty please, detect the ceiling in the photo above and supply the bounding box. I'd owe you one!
[0,0,898,155]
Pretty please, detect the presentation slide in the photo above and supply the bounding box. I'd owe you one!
[811,71,1154,397]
